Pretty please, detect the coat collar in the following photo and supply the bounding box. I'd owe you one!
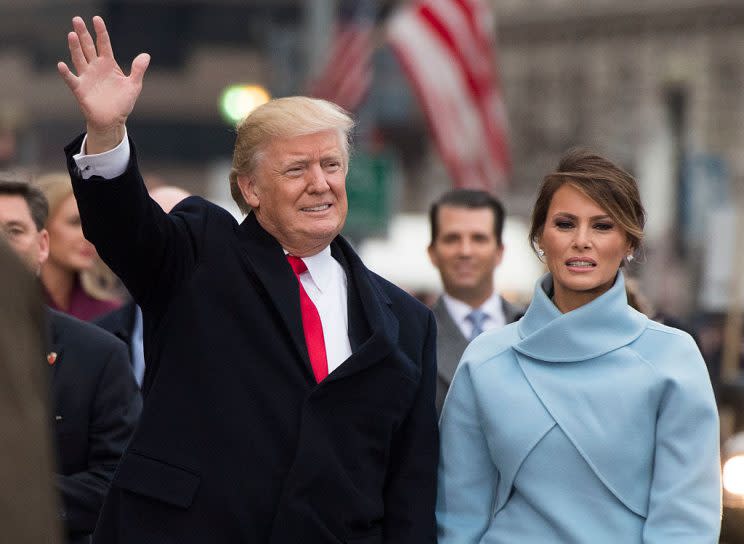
[515,271,648,362]
[236,213,397,384]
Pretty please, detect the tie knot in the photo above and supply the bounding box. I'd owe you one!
[466,308,488,341]
[286,255,308,276]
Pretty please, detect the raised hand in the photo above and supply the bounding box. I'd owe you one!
[57,16,150,154]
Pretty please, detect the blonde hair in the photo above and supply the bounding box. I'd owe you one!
[35,171,122,302]
[229,96,355,214]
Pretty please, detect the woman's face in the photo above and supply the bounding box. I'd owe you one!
[46,194,96,272]
[538,183,632,313]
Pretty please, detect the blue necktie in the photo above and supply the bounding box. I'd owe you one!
[466,309,488,341]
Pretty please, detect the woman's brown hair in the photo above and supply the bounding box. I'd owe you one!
[529,148,646,258]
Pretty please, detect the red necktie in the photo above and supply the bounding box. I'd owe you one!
[286,255,329,383]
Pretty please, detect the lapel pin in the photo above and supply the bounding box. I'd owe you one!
[47,352,57,365]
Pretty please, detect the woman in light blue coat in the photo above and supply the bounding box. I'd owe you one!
[437,149,721,543]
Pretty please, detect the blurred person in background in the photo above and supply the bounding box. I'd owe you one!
[0,236,62,544]
[428,189,522,414]
[437,149,721,543]
[96,184,192,386]
[58,16,437,543]
[0,175,141,544]
[36,171,122,320]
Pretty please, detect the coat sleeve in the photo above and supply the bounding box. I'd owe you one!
[382,311,439,543]
[65,134,208,312]
[436,359,499,544]
[56,340,142,536]
[642,336,721,543]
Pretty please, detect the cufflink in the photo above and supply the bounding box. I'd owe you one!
[47,352,57,365]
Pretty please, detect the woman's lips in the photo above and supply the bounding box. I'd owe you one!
[565,257,596,271]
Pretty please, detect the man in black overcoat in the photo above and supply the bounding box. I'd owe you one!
[58,16,438,543]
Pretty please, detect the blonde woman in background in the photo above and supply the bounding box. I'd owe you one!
[36,172,122,320]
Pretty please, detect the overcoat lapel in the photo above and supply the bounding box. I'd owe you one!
[236,214,315,381]
[235,214,400,383]
[324,237,399,383]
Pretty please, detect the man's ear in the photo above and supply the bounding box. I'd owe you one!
[38,229,50,267]
[237,175,260,209]
[427,243,439,268]
[494,243,505,268]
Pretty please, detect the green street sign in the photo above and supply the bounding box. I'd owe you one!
[343,153,393,239]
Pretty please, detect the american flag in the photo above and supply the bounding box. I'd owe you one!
[306,0,376,112]
[387,0,511,192]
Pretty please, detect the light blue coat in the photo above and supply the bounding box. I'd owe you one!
[437,272,721,543]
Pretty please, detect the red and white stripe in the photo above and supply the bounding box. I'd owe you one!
[307,21,374,112]
[387,0,511,192]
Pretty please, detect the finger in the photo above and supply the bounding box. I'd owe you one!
[57,62,79,91]
[129,53,151,86]
[67,32,87,75]
[72,16,97,62]
[92,16,114,58]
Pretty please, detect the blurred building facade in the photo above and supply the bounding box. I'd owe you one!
[494,0,744,316]
[1,0,743,314]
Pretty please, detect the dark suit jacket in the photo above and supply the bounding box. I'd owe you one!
[48,309,142,544]
[432,295,522,414]
[67,135,439,544]
[0,242,63,544]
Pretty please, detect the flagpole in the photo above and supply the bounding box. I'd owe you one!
[304,0,337,81]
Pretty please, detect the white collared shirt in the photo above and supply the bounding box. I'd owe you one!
[442,291,507,340]
[285,248,351,374]
[73,132,353,375]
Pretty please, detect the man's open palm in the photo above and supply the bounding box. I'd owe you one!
[57,16,150,138]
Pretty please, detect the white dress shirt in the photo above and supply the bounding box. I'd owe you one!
[441,291,507,340]
[285,248,351,374]
[73,132,353,375]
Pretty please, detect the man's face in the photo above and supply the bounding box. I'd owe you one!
[0,194,49,274]
[428,206,503,301]
[238,130,348,256]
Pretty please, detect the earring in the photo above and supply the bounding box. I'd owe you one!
[537,248,545,258]
[626,253,634,262]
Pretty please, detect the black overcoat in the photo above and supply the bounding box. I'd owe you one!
[66,136,439,544]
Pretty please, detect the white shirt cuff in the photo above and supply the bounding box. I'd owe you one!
[73,128,131,180]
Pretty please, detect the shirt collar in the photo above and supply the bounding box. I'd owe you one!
[283,246,334,293]
[441,290,504,326]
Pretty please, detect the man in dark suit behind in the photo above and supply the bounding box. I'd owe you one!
[58,16,438,543]
[428,189,523,413]
[0,175,142,543]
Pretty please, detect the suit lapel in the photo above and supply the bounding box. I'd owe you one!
[500,296,523,324]
[45,311,64,382]
[432,297,468,386]
[235,214,314,380]
[324,237,397,383]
